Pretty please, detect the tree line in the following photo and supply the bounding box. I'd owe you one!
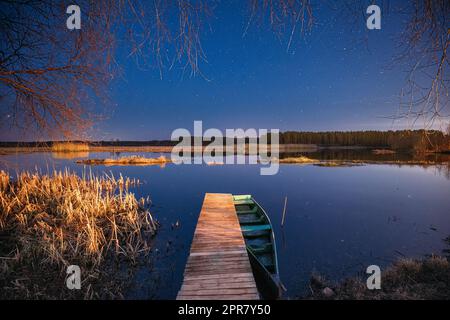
[280,130,450,152]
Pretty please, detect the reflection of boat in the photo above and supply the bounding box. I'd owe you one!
[233,194,281,299]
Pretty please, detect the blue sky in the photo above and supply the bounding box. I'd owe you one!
[94,1,411,140]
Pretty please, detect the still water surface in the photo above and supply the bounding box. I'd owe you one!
[1,151,450,298]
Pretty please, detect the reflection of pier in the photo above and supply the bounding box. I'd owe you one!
[177,193,259,300]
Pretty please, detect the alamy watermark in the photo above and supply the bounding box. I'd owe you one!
[66,265,81,290]
[66,5,81,30]
[171,121,280,175]
[366,5,381,30]
[66,4,381,31]
[366,265,381,290]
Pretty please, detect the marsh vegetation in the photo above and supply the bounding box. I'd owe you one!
[77,156,171,166]
[51,142,90,152]
[309,255,450,300]
[0,170,156,299]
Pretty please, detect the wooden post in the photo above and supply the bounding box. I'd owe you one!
[281,196,288,227]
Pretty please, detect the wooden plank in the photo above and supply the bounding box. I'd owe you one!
[177,294,259,300]
[183,272,255,281]
[180,282,257,291]
[176,193,259,300]
[178,288,259,296]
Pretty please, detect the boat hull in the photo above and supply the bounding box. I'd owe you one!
[233,195,281,299]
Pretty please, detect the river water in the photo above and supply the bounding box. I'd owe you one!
[1,151,449,298]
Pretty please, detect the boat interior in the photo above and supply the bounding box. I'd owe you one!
[233,195,276,274]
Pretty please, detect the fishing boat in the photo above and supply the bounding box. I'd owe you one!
[233,194,282,299]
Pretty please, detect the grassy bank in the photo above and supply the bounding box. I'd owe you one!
[77,156,171,166]
[308,255,450,300]
[313,161,363,167]
[277,156,319,164]
[0,170,156,299]
[0,145,174,155]
[275,156,450,168]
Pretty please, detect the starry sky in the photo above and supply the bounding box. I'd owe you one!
[96,1,410,141]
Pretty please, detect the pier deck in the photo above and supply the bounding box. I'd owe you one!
[176,193,259,300]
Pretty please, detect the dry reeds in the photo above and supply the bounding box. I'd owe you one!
[52,142,90,152]
[0,169,156,299]
[313,162,363,167]
[308,256,450,300]
[77,155,171,166]
[277,156,318,164]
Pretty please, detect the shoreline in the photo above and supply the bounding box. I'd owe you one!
[0,144,449,155]
[306,255,450,300]
[0,145,175,155]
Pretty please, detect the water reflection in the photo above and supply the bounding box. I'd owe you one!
[1,150,450,299]
[51,151,90,159]
[284,149,450,163]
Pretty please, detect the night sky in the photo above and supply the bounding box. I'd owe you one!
[96,1,410,141]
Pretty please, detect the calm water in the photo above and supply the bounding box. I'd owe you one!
[1,151,450,299]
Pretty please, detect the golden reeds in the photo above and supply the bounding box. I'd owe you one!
[0,170,156,298]
[277,156,318,164]
[308,255,450,300]
[77,155,171,166]
[51,142,90,152]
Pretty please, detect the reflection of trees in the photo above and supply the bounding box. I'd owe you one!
[436,164,450,180]
[279,150,450,180]
[281,149,450,162]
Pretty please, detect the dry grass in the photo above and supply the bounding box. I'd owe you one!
[0,145,174,155]
[277,156,318,164]
[77,155,171,166]
[0,170,156,299]
[308,255,450,300]
[52,142,90,152]
[314,161,363,167]
[268,157,364,167]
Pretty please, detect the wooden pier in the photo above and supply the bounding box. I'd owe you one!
[177,193,259,300]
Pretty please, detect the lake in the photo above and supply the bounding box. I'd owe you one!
[1,151,450,299]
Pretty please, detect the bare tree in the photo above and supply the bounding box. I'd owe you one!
[393,0,449,129]
[0,0,447,140]
[244,0,313,51]
[1,1,115,138]
[0,0,212,139]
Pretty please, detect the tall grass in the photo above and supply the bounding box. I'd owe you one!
[278,156,318,164]
[77,155,171,166]
[308,255,450,300]
[0,170,156,299]
[52,141,90,152]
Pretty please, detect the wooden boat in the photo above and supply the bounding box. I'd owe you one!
[233,194,281,299]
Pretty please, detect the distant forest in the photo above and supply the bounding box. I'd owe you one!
[280,130,449,152]
[1,130,449,153]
